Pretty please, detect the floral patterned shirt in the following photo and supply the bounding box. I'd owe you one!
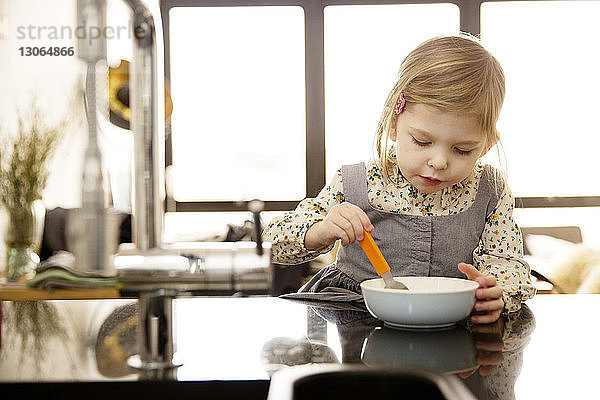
[264,158,536,312]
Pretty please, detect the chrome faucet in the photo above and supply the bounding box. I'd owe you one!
[75,0,114,275]
[76,0,272,372]
[77,0,174,370]
[125,0,166,251]
[76,0,165,269]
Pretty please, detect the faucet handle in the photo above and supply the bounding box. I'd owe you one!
[248,199,265,256]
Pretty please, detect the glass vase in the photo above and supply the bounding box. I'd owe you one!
[3,199,45,281]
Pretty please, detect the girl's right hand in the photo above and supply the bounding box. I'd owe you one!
[304,202,374,250]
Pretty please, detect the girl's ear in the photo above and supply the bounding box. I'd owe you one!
[389,117,398,141]
[481,138,498,157]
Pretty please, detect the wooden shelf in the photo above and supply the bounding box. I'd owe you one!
[0,283,121,301]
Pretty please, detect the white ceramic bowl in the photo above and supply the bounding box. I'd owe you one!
[360,276,479,329]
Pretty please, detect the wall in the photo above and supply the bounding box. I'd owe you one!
[1,0,94,271]
[1,0,87,208]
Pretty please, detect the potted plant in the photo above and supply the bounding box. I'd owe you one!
[1,102,64,281]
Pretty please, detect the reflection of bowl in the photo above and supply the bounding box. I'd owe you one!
[361,326,477,374]
[360,277,478,329]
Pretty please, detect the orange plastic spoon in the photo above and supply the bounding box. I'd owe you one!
[358,230,408,290]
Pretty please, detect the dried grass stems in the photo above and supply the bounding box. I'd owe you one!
[0,301,73,376]
[1,101,67,246]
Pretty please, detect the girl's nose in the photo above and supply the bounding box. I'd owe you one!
[428,153,448,170]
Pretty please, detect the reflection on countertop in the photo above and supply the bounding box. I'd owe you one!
[1,294,598,400]
[0,299,135,382]
[0,301,73,378]
[296,300,535,400]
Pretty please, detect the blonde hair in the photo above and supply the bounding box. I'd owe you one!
[375,34,506,182]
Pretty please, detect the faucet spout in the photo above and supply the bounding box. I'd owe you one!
[124,0,166,251]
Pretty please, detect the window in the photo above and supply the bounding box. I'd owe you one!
[481,0,600,197]
[324,3,459,181]
[480,0,600,242]
[162,1,600,243]
[168,6,306,202]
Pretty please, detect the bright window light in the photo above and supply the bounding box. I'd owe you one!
[169,6,306,202]
[481,1,600,197]
[324,4,459,181]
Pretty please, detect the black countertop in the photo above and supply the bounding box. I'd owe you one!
[1,294,598,399]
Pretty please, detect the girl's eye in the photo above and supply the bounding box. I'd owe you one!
[411,137,430,147]
[454,148,472,156]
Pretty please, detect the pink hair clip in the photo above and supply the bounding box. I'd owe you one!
[394,93,406,115]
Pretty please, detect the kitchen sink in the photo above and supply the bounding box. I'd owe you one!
[267,364,476,400]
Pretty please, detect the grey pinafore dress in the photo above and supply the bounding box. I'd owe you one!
[281,162,502,302]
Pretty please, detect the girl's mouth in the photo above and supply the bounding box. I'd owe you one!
[420,176,442,186]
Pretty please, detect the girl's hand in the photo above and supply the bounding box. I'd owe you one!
[304,202,374,250]
[458,263,504,324]
[457,319,505,379]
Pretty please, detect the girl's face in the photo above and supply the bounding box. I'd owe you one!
[391,103,488,194]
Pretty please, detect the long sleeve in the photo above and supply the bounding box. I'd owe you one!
[473,186,536,313]
[264,169,345,264]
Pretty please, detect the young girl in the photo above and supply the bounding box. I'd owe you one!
[264,35,535,324]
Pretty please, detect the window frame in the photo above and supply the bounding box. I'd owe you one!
[160,0,600,212]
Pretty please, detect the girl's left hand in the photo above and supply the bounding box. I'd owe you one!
[458,263,504,324]
[457,319,505,379]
